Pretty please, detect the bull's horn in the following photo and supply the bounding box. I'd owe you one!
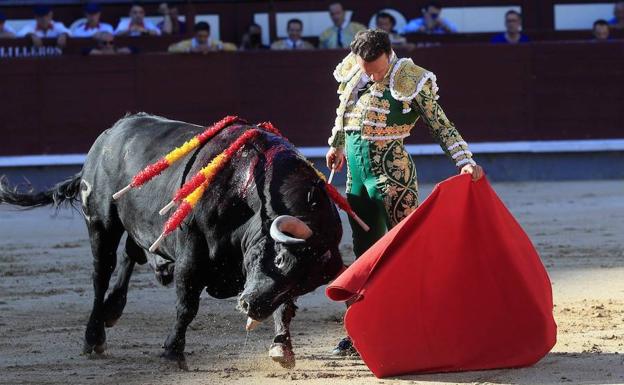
[270,215,312,244]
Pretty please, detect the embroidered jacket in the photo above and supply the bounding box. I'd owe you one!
[328,52,475,168]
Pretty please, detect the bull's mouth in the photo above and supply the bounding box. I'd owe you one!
[236,288,292,322]
[246,317,261,331]
[236,297,269,322]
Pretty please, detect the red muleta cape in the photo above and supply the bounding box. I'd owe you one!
[326,174,557,378]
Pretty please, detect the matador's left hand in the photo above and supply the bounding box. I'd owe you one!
[460,163,484,181]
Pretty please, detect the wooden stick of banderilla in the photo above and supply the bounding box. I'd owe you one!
[327,167,336,185]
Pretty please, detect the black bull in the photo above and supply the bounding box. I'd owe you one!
[0,114,344,369]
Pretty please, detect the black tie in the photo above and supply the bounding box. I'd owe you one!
[358,81,373,97]
[337,28,343,48]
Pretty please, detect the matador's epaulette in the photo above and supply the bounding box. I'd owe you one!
[389,58,438,102]
[333,53,360,83]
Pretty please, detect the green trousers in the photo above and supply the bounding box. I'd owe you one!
[345,131,419,258]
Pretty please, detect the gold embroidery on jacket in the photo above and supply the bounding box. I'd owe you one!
[362,124,412,138]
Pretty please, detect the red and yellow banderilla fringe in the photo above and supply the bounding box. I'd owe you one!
[307,161,370,232]
[112,115,240,200]
[149,182,207,252]
[159,122,282,215]
[149,129,262,252]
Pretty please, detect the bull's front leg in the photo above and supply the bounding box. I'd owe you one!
[161,256,203,370]
[269,299,297,369]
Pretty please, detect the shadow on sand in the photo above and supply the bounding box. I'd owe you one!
[393,352,624,385]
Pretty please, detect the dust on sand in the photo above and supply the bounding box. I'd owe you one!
[0,180,623,385]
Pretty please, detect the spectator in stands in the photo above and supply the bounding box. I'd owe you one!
[375,12,408,46]
[402,1,457,34]
[491,10,529,44]
[72,3,114,38]
[86,32,134,55]
[271,19,314,50]
[319,2,366,49]
[115,4,160,36]
[18,5,71,47]
[593,19,611,41]
[0,11,16,38]
[609,1,624,29]
[240,23,268,50]
[157,2,186,35]
[168,21,234,53]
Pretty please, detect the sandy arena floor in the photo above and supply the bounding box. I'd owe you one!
[0,180,623,385]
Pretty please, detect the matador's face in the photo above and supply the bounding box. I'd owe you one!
[356,53,390,83]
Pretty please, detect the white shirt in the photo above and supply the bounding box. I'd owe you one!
[340,19,349,31]
[401,17,458,34]
[18,21,71,38]
[114,19,160,36]
[71,21,114,38]
[284,39,306,49]
[191,37,222,50]
[351,73,371,102]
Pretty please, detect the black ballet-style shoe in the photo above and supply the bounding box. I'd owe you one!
[331,336,359,357]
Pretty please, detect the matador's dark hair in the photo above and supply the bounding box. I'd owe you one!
[350,29,392,62]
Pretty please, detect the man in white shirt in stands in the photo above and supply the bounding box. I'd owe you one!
[18,5,71,47]
[270,19,315,50]
[115,4,160,37]
[72,3,114,38]
[0,11,16,38]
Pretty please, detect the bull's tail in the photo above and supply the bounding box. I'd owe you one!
[0,173,82,209]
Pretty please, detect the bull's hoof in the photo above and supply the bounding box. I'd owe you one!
[161,350,188,371]
[82,341,94,355]
[94,342,107,354]
[269,343,296,369]
[82,341,107,355]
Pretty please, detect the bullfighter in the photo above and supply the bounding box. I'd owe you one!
[325,29,484,355]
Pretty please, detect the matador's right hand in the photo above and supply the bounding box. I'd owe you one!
[325,147,345,172]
